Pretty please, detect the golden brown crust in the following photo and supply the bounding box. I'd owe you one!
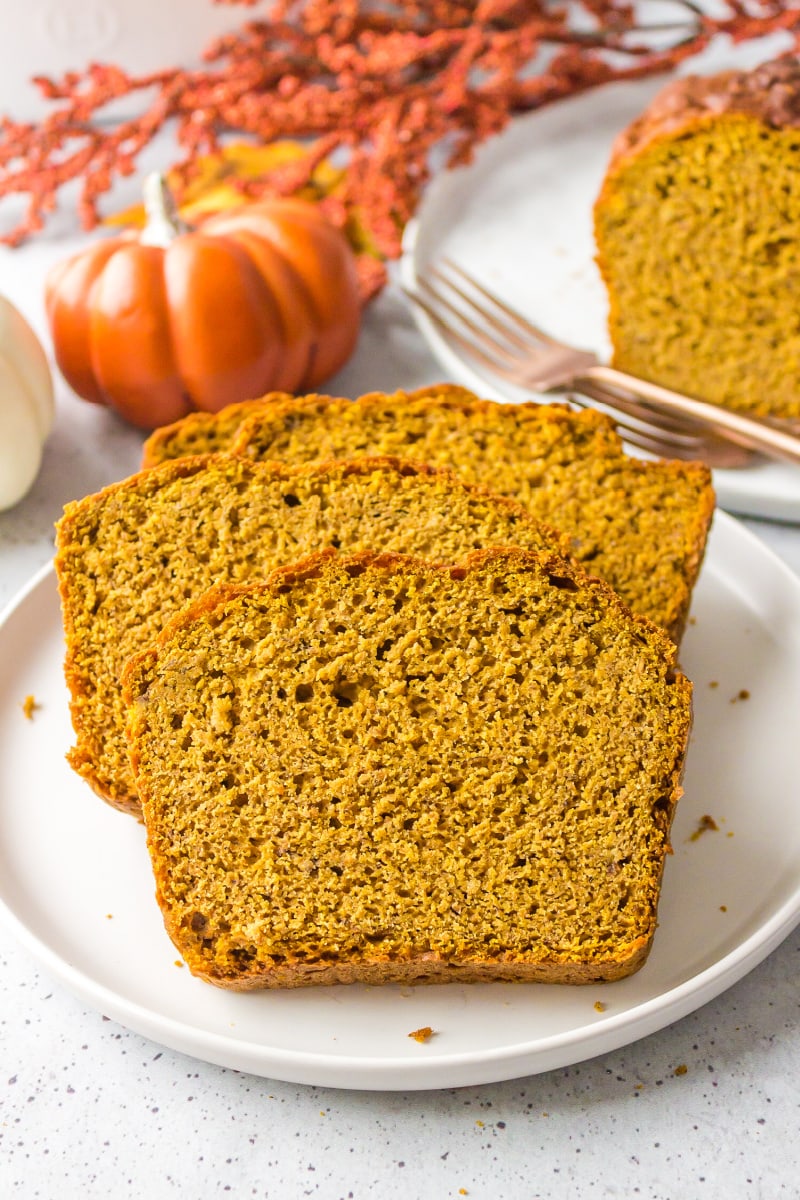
[141,381,618,471]
[606,58,800,172]
[59,451,500,524]
[140,392,344,469]
[140,397,280,470]
[182,941,654,990]
[230,388,623,459]
[358,382,616,427]
[59,451,570,559]
[128,543,680,689]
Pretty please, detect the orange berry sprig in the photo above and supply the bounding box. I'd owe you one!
[1,0,798,272]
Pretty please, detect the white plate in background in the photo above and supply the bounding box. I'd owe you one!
[2,515,800,1090]
[400,77,800,524]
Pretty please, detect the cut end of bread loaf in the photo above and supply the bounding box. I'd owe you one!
[595,61,800,419]
[125,548,692,990]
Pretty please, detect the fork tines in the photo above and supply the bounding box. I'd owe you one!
[402,260,755,469]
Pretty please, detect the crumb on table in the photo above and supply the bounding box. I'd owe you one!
[594,1000,606,1013]
[408,1026,435,1043]
[730,688,750,703]
[21,694,40,720]
[674,1064,688,1076]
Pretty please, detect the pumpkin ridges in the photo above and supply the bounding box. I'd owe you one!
[203,202,361,387]
[217,225,318,392]
[277,212,361,388]
[45,192,361,428]
[163,234,286,413]
[45,239,126,406]
[88,244,192,428]
[0,359,45,510]
[0,295,55,441]
[0,295,55,510]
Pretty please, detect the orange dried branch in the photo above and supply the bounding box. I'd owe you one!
[0,0,798,261]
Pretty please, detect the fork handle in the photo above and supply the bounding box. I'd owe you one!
[583,365,800,468]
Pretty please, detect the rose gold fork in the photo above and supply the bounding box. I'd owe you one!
[403,259,800,470]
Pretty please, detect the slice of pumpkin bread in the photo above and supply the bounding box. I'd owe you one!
[55,455,567,815]
[125,547,692,991]
[227,386,714,641]
[594,59,800,419]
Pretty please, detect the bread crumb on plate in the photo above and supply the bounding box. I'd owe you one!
[690,814,719,841]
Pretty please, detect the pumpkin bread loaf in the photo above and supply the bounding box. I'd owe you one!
[594,59,800,419]
[219,386,713,640]
[124,548,692,990]
[55,455,567,815]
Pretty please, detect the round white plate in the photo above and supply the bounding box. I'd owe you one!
[2,519,800,1090]
[400,76,800,524]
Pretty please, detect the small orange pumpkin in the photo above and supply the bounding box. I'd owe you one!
[45,175,362,429]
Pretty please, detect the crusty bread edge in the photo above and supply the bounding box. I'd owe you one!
[181,943,656,990]
[140,391,335,469]
[229,385,623,458]
[141,383,623,471]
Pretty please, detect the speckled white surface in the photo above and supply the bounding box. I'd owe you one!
[3,219,800,1200]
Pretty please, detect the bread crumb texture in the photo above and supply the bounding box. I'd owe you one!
[141,391,295,468]
[55,455,561,814]
[124,549,692,990]
[142,385,715,642]
[595,62,800,419]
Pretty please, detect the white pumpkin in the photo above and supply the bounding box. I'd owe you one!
[0,295,55,511]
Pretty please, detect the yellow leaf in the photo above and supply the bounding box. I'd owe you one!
[101,139,384,272]
[104,140,347,228]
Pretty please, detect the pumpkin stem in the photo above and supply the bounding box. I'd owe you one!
[140,172,189,247]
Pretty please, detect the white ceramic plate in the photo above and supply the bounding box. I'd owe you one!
[2,519,800,1090]
[399,77,800,524]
